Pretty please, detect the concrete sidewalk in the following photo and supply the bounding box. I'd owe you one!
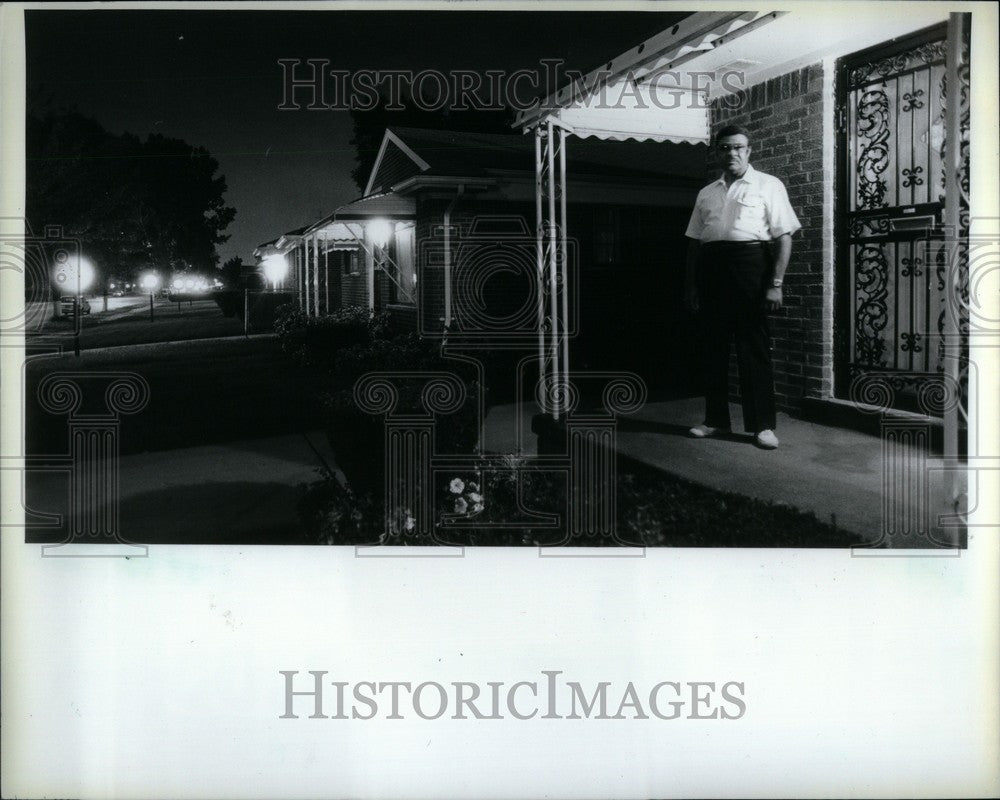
[485,396,962,546]
[26,430,338,544]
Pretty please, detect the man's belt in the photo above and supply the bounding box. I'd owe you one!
[702,240,769,247]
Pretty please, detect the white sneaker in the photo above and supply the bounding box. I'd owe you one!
[755,429,779,449]
[689,424,728,438]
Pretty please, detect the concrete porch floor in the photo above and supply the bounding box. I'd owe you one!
[484,395,964,548]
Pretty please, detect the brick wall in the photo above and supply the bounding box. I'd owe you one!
[341,269,367,309]
[710,62,831,413]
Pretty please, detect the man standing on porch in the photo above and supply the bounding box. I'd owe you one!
[683,124,801,450]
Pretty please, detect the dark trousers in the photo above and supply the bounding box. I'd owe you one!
[697,241,777,433]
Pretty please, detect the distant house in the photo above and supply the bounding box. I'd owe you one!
[286,126,710,389]
[253,226,306,293]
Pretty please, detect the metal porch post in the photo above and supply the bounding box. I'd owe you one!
[366,230,376,314]
[296,247,303,308]
[559,125,569,415]
[546,119,561,419]
[313,233,320,316]
[535,121,570,421]
[535,126,547,404]
[324,240,330,314]
[303,240,311,316]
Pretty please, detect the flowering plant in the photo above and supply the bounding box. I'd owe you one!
[446,475,486,518]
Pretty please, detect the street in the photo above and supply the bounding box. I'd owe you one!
[30,295,247,350]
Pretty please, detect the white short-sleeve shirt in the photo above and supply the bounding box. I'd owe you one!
[684,165,801,242]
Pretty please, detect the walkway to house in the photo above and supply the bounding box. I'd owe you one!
[25,430,338,545]
[484,396,962,547]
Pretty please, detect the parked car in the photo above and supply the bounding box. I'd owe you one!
[60,296,91,316]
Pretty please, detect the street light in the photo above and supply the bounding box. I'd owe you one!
[140,271,160,321]
[51,251,95,296]
[261,254,288,291]
[51,251,95,357]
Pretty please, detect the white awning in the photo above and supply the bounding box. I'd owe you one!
[516,6,951,143]
[306,221,367,243]
[514,11,777,142]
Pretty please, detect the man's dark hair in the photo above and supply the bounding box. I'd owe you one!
[714,124,752,146]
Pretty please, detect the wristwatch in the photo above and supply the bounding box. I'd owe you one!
[771,278,783,288]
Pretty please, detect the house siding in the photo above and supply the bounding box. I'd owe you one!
[710,61,829,414]
[369,142,422,194]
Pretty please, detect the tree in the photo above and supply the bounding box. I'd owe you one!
[26,111,236,280]
[221,256,245,288]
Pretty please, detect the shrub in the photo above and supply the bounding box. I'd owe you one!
[211,290,241,318]
[298,460,563,547]
[274,304,391,372]
[321,332,481,493]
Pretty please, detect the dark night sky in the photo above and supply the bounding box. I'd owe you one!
[25,9,687,265]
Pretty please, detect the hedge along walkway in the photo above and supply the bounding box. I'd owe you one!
[483,396,961,548]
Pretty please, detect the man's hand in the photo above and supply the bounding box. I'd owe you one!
[685,286,700,313]
[763,286,783,312]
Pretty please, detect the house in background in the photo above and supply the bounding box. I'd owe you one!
[285,125,710,392]
[253,226,308,293]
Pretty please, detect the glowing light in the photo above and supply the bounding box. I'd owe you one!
[51,251,95,293]
[261,254,288,285]
[367,218,393,249]
[139,271,160,291]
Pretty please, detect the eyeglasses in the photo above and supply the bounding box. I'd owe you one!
[716,144,749,153]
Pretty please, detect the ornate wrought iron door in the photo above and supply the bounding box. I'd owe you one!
[834,23,969,414]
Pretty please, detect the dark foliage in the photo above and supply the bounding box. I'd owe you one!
[299,458,868,549]
[26,111,236,277]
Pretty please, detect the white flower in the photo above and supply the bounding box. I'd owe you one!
[471,502,484,514]
[449,478,465,494]
[468,482,480,492]
[404,515,416,531]
[467,492,483,503]
[454,497,468,514]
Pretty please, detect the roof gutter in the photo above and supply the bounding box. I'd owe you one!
[391,174,496,194]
